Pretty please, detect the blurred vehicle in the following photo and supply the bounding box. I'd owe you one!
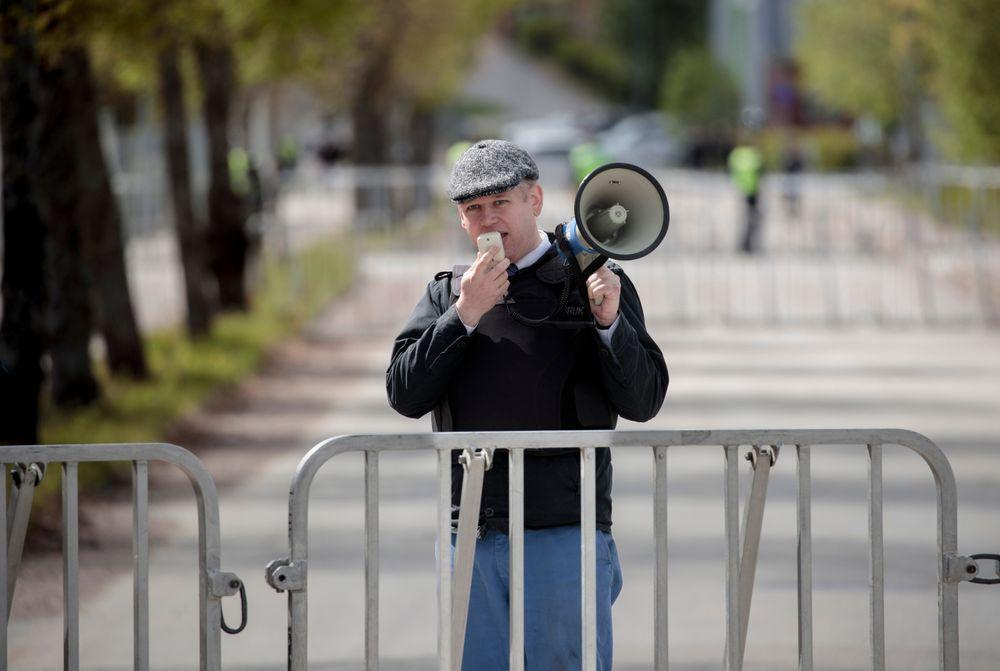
[502,113,589,157]
[596,112,681,167]
[682,134,735,168]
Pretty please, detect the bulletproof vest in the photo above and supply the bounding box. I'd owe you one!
[441,247,616,532]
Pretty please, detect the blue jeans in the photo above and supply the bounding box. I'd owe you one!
[451,526,623,670]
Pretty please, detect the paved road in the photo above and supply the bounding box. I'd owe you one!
[14,157,1000,671]
[10,228,1000,669]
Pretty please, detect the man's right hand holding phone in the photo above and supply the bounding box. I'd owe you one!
[455,247,510,329]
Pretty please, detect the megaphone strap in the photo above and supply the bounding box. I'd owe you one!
[502,276,573,328]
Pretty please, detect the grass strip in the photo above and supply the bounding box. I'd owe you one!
[34,237,354,498]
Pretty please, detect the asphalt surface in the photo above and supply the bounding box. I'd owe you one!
[9,213,1000,669]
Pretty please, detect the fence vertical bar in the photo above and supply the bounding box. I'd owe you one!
[133,461,150,671]
[62,462,80,671]
[437,450,452,671]
[365,450,380,671]
[867,444,885,671]
[509,448,525,671]
[796,446,813,671]
[653,446,669,671]
[7,464,39,617]
[723,446,740,671]
[969,185,999,327]
[736,448,771,662]
[0,463,7,667]
[451,452,486,671]
[581,447,597,671]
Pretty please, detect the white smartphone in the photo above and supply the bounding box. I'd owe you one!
[476,232,505,263]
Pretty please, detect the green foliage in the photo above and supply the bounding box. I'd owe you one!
[757,126,863,172]
[390,0,517,109]
[28,0,514,125]
[890,179,1000,239]
[659,47,740,132]
[926,0,1000,162]
[511,0,705,106]
[936,184,1000,234]
[513,10,630,101]
[795,0,903,128]
[598,0,706,107]
[795,0,998,162]
[222,0,365,87]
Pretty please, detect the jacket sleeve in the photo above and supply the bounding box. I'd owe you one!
[594,269,668,422]
[386,279,471,418]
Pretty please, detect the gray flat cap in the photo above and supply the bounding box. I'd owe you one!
[448,139,539,203]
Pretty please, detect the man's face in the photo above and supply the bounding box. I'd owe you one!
[457,182,544,264]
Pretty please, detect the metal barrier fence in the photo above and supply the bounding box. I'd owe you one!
[629,168,1000,328]
[1,443,244,671]
[89,154,1000,333]
[279,164,1000,332]
[264,429,997,671]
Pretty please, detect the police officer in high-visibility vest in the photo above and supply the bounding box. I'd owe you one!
[386,140,667,670]
[729,142,764,254]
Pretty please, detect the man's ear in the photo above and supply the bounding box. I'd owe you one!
[457,206,469,230]
[530,183,543,217]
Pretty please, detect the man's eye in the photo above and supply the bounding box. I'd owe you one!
[494,199,508,206]
[466,205,480,212]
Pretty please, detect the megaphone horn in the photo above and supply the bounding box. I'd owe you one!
[560,163,670,303]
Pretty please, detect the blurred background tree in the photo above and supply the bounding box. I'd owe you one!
[511,0,704,107]
[0,0,524,441]
[36,0,153,394]
[1,0,48,442]
[3,0,998,446]
[927,0,1000,162]
[599,0,705,108]
[796,0,998,163]
[659,48,740,140]
[194,9,250,309]
[795,0,915,152]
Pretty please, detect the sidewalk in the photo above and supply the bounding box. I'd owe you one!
[9,232,1000,669]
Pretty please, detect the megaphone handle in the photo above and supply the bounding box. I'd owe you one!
[580,255,608,277]
[580,254,609,308]
[556,223,608,318]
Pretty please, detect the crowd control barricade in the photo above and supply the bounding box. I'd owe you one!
[264,429,1000,671]
[0,443,245,671]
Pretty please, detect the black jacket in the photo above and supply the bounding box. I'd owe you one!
[386,240,667,532]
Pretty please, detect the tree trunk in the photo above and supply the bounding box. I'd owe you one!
[0,0,46,443]
[62,46,148,377]
[36,48,99,407]
[409,105,435,212]
[158,42,214,336]
[194,38,248,310]
[351,102,389,223]
[351,46,393,226]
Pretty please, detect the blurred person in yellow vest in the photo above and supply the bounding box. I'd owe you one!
[569,142,612,185]
[728,109,765,254]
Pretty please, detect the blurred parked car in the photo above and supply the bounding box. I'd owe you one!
[502,113,590,157]
[596,112,681,167]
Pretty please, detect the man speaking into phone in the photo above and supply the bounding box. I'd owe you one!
[386,139,667,670]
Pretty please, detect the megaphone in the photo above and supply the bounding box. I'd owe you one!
[558,162,669,304]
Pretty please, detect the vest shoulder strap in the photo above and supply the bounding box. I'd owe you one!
[448,265,470,302]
